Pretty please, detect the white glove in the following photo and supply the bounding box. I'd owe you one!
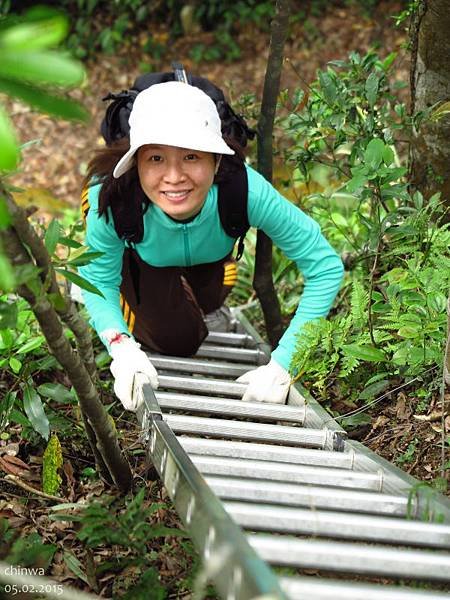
[105,332,159,411]
[236,358,291,404]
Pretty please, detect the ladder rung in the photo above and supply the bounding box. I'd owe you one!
[207,477,413,517]
[148,354,249,378]
[157,391,305,423]
[195,344,267,364]
[177,437,355,469]
[191,456,382,491]
[225,502,450,548]
[165,415,328,448]
[158,374,247,398]
[205,331,257,348]
[280,575,450,600]
[249,535,450,581]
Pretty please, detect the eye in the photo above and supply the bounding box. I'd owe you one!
[148,154,162,162]
[185,153,198,161]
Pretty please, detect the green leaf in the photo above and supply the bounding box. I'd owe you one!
[0,77,89,122]
[0,196,11,229]
[9,356,22,373]
[358,379,390,400]
[382,145,394,166]
[0,50,85,87]
[58,236,82,249]
[319,71,337,104]
[44,218,60,254]
[364,138,385,171]
[0,251,15,291]
[346,173,367,193]
[365,72,379,107]
[397,326,419,339]
[0,16,68,50]
[0,103,19,171]
[23,383,50,440]
[38,382,76,404]
[341,412,371,427]
[342,343,386,362]
[0,301,18,329]
[67,250,104,267]
[16,335,45,354]
[55,268,104,297]
[63,551,89,585]
[48,291,67,311]
[382,51,397,71]
[8,532,56,570]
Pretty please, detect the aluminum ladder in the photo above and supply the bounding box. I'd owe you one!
[137,308,450,599]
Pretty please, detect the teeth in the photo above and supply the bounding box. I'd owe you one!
[164,191,189,198]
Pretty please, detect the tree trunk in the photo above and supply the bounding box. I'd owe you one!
[0,187,133,492]
[409,0,450,216]
[445,294,450,388]
[254,0,290,348]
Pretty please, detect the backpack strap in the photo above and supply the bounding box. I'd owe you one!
[217,164,249,260]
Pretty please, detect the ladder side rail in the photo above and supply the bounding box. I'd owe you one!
[135,374,287,600]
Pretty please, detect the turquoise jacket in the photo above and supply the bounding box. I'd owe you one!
[79,164,344,370]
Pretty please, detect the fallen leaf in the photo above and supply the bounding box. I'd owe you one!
[0,455,29,476]
[0,443,19,456]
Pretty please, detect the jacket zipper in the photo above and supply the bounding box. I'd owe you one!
[183,224,191,266]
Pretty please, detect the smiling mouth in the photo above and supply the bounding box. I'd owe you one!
[162,190,192,200]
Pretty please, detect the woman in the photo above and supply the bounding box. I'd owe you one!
[79,79,344,411]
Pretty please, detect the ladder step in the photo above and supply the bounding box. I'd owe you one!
[249,535,450,581]
[195,344,267,364]
[225,502,450,548]
[205,331,257,348]
[177,437,355,469]
[158,374,247,398]
[280,576,450,600]
[191,456,382,491]
[207,477,413,517]
[164,415,329,448]
[148,354,249,378]
[157,391,305,423]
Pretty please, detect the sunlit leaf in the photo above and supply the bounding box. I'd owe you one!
[0,78,89,122]
[0,196,11,229]
[16,335,45,354]
[0,104,19,171]
[0,16,68,50]
[9,357,22,373]
[0,50,85,87]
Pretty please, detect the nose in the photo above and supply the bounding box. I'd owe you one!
[163,160,187,184]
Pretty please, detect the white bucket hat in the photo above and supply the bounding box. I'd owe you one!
[113,81,235,178]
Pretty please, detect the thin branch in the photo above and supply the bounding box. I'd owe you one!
[2,474,66,503]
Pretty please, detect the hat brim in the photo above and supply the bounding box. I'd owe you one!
[113,134,235,179]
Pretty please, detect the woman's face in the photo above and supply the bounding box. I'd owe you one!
[137,144,217,220]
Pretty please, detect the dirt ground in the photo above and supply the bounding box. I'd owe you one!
[6,0,449,493]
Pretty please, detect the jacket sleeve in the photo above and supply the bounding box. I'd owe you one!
[246,166,344,371]
[78,184,130,347]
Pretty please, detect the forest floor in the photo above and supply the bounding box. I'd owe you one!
[2,1,449,597]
